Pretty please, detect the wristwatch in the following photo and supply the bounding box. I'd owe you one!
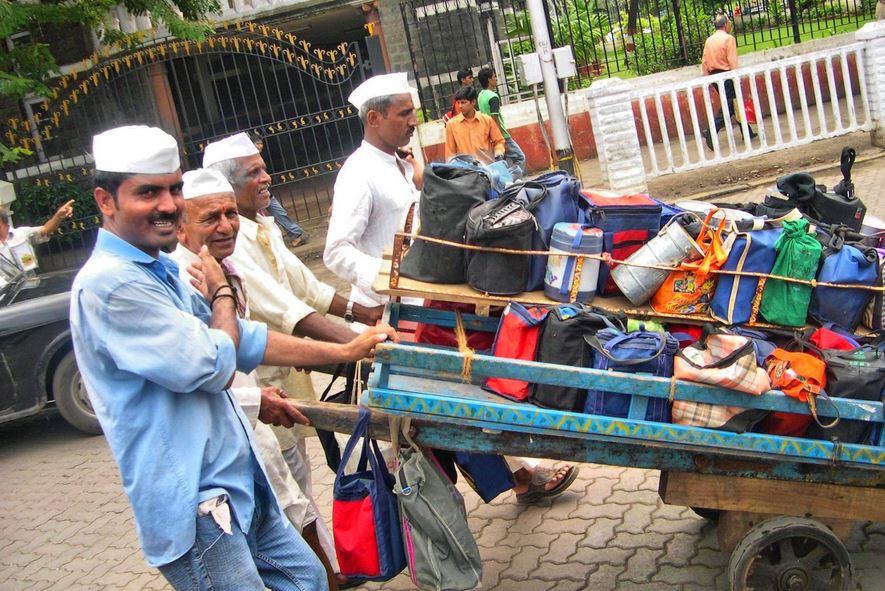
[344,299,355,323]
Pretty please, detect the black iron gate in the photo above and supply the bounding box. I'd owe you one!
[1,21,376,271]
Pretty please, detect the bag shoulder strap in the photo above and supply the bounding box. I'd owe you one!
[584,332,667,366]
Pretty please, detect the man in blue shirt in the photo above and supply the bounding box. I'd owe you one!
[71,125,396,590]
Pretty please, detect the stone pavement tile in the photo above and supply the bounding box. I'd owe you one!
[608,488,661,507]
[499,544,547,581]
[622,546,662,583]
[660,531,704,567]
[656,563,720,587]
[618,583,680,591]
[533,511,595,536]
[536,556,600,583]
[695,521,722,551]
[544,532,583,564]
[44,571,104,591]
[569,496,630,521]
[119,572,168,591]
[576,516,620,549]
[507,506,547,536]
[614,503,657,535]
[614,531,671,553]
[467,497,523,522]
[690,546,729,569]
[612,467,656,492]
[585,563,626,590]
[495,577,556,591]
[572,544,635,567]
[478,559,508,589]
[474,517,517,549]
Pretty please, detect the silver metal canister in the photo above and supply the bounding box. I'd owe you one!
[611,215,704,306]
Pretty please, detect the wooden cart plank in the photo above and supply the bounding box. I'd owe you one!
[373,255,790,328]
[660,471,885,523]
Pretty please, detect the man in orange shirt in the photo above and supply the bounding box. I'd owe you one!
[700,14,755,150]
[444,86,506,163]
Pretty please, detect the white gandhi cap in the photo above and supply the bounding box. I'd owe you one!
[182,169,235,200]
[348,72,418,110]
[202,132,259,168]
[92,125,180,174]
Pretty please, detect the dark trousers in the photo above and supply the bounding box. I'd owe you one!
[711,77,737,133]
[709,74,755,139]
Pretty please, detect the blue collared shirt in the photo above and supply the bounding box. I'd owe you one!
[70,229,270,566]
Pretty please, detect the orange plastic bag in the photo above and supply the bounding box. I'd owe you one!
[762,348,836,435]
[651,210,729,315]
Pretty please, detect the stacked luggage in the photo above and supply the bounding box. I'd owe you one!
[399,147,885,446]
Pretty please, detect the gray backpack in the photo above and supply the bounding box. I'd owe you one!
[391,419,482,591]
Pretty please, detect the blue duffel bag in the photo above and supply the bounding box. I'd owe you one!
[710,225,782,325]
[809,233,878,330]
[518,171,582,292]
[583,328,679,422]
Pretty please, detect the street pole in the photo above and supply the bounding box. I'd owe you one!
[526,0,575,175]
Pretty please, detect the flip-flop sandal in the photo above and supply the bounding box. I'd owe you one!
[515,465,579,504]
[289,234,309,247]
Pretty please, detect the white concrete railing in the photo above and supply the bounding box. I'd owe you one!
[640,44,869,176]
[587,21,885,193]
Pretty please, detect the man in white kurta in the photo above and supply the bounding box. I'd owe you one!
[323,73,579,504]
[324,74,423,308]
[203,133,381,585]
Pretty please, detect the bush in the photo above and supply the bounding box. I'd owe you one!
[631,5,711,75]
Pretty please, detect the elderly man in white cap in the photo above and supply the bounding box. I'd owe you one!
[70,125,396,590]
[323,72,424,309]
[202,131,377,582]
[170,168,341,590]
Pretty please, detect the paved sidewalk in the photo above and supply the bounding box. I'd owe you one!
[2,139,885,590]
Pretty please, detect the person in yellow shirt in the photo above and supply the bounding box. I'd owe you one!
[700,14,755,150]
[444,86,505,163]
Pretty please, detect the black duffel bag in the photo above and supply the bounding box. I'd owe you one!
[802,344,885,445]
[530,304,626,412]
[464,188,535,295]
[401,163,489,283]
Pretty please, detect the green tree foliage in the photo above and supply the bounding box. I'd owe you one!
[0,0,220,162]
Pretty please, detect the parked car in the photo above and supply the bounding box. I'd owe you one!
[0,268,100,434]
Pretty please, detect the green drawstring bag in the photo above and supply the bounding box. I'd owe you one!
[760,219,822,327]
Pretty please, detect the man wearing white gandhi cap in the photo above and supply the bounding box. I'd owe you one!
[170,167,341,590]
[70,125,397,589]
[323,72,424,309]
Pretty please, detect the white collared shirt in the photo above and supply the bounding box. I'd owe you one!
[324,140,419,307]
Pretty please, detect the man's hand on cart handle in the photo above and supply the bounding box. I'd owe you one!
[258,387,310,428]
[344,324,399,360]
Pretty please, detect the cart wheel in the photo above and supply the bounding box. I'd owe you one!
[728,516,853,591]
[691,506,721,522]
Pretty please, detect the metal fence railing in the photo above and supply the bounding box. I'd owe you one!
[399,0,877,121]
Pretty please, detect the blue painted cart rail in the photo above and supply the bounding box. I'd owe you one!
[363,303,885,488]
